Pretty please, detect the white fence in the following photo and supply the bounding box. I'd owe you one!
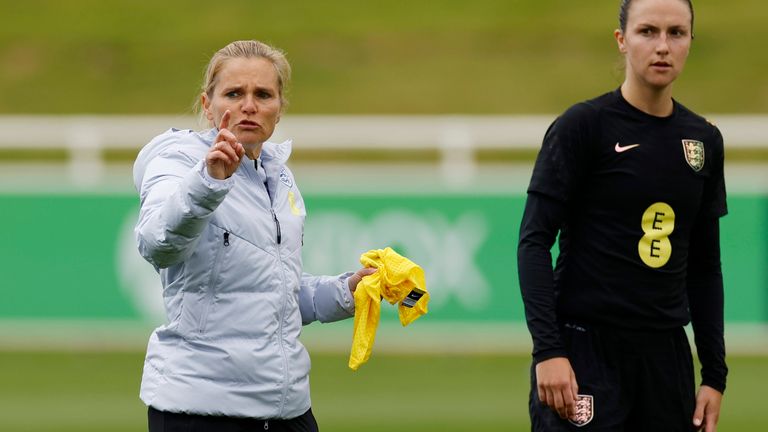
[1,114,766,185]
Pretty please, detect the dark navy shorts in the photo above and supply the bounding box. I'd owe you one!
[148,406,319,432]
[530,322,696,431]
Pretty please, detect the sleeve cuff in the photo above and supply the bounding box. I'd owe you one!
[701,378,726,395]
[199,160,235,190]
[337,271,355,315]
[533,348,568,364]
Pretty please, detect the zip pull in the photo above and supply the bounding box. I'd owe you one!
[264,420,269,430]
[271,209,282,244]
[223,231,230,247]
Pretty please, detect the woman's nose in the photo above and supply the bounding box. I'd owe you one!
[241,96,258,113]
[656,34,670,54]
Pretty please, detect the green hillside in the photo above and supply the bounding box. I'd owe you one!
[1,0,766,114]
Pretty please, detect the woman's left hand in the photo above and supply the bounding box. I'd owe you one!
[347,268,377,294]
[693,385,723,431]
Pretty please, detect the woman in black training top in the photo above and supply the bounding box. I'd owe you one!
[518,0,727,430]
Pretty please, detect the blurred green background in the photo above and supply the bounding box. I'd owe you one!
[1,0,766,114]
[1,1,767,431]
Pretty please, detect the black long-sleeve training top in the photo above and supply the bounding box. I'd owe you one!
[517,88,728,393]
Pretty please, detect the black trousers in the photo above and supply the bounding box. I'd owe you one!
[148,406,319,432]
[530,322,696,431]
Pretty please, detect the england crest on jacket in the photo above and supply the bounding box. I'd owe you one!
[279,167,294,188]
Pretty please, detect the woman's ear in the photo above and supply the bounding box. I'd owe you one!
[201,92,213,123]
[614,29,627,54]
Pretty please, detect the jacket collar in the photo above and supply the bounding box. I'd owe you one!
[260,139,293,165]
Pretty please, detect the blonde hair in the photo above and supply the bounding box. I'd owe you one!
[195,40,292,124]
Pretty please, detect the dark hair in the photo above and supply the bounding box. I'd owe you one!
[619,0,695,37]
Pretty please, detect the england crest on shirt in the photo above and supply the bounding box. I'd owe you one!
[682,139,705,172]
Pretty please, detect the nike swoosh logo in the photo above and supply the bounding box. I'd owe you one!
[615,142,641,153]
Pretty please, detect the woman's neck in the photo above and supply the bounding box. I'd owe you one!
[620,81,675,117]
[243,142,263,161]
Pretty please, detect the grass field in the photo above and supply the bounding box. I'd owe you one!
[0,350,765,431]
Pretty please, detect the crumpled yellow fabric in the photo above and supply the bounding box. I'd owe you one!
[349,247,429,370]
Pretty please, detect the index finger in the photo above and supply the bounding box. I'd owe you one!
[218,110,231,131]
[569,375,579,407]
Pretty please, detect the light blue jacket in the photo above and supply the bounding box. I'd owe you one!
[133,128,354,419]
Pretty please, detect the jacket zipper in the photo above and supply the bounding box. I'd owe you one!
[198,231,227,334]
[274,210,290,417]
[261,162,289,416]
[271,209,282,244]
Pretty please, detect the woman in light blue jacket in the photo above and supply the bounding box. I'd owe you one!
[133,40,374,432]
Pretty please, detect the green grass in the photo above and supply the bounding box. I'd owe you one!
[1,0,766,114]
[0,350,765,431]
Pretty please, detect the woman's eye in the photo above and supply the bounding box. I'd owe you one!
[226,91,240,98]
[257,91,272,99]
